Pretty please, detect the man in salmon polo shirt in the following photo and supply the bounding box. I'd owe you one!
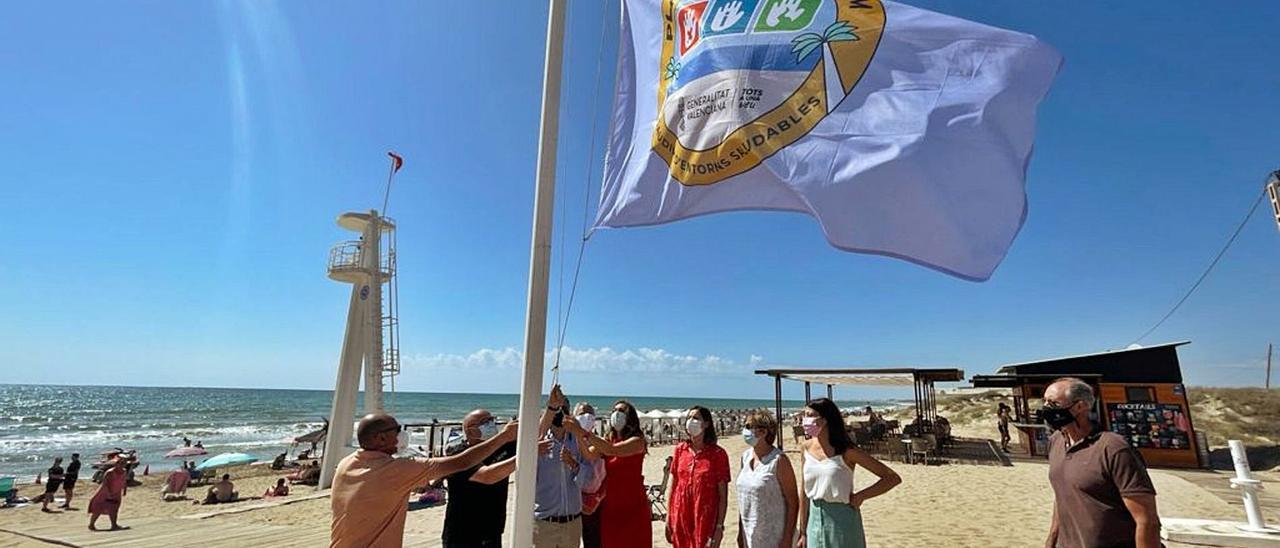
[331,413,518,548]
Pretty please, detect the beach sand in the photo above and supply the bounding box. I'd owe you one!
[0,436,1268,547]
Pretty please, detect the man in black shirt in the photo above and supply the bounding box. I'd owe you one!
[41,457,65,512]
[442,409,518,548]
[60,453,81,509]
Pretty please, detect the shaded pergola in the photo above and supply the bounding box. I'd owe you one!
[755,367,965,449]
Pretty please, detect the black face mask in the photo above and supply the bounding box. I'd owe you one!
[552,408,566,428]
[1041,405,1077,430]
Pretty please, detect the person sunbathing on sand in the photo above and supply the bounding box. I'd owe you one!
[264,478,289,497]
[201,474,238,504]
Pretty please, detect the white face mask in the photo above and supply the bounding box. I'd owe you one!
[577,413,596,432]
[742,428,759,447]
[477,420,499,441]
[610,411,628,431]
[686,418,704,437]
[396,430,410,452]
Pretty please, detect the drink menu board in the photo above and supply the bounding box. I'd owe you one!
[1106,402,1191,450]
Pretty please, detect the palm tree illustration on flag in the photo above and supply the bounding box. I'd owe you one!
[791,21,859,112]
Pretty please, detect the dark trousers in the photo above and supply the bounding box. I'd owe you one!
[581,510,602,548]
[443,537,501,548]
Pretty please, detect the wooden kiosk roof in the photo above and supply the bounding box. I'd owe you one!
[981,341,1190,384]
[756,367,966,385]
[755,367,965,449]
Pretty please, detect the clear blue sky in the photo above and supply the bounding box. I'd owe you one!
[2,1,1278,400]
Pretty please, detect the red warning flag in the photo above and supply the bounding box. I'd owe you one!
[388,151,404,173]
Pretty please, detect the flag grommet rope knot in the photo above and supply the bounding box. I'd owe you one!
[597,0,1062,281]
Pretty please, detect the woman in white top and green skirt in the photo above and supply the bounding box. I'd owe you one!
[798,398,901,548]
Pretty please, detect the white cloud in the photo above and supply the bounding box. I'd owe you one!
[405,346,758,376]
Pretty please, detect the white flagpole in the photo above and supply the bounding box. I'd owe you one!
[511,0,567,546]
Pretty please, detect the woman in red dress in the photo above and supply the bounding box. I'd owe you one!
[87,458,128,531]
[574,399,650,548]
[667,406,730,548]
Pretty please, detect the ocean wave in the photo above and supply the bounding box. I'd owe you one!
[0,422,317,450]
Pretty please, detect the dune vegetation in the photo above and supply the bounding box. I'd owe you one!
[888,387,1279,448]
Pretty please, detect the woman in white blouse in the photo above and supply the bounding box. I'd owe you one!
[735,410,799,548]
[797,398,901,548]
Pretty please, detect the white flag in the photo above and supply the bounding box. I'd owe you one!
[596,0,1062,281]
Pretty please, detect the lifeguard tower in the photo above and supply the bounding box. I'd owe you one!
[318,209,401,489]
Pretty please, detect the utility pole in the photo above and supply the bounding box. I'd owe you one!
[1267,343,1273,390]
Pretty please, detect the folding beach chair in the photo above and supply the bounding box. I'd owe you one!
[647,456,673,521]
[909,435,938,465]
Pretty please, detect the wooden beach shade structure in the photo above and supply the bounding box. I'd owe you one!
[971,341,1202,468]
[754,367,966,450]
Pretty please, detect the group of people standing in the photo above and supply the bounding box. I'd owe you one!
[33,451,133,531]
[35,453,81,513]
[336,386,657,548]
[329,385,904,548]
[87,453,132,531]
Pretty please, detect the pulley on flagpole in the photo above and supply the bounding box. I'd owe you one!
[1265,170,1280,232]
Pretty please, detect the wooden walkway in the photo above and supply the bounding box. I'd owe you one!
[179,491,331,520]
[1170,469,1280,525]
[0,516,441,547]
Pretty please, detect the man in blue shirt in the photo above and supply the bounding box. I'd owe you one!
[534,387,597,548]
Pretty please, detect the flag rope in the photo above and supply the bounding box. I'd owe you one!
[552,0,612,382]
[1131,184,1268,345]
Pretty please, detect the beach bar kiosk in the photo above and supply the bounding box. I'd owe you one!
[972,341,1201,468]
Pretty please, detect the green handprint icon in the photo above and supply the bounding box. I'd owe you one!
[755,0,820,32]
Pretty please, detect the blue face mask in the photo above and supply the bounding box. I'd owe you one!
[742,428,759,447]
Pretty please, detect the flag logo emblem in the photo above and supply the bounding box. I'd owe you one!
[676,1,709,55]
[654,0,885,185]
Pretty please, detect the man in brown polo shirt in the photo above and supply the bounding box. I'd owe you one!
[330,413,518,548]
[1042,378,1161,548]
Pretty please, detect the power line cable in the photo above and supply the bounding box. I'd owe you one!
[1131,186,1268,345]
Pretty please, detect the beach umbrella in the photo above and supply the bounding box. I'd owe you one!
[164,447,208,459]
[195,452,257,471]
[665,409,685,419]
[641,410,666,420]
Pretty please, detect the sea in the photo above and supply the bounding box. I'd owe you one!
[0,384,893,478]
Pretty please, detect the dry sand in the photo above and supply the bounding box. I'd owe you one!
[0,436,1270,547]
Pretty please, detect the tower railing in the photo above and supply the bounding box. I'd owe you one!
[327,241,364,275]
[380,249,397,278]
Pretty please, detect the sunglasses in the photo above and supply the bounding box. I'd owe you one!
[372,424,401,435]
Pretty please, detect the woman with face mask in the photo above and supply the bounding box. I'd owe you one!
[573,402,607,548]
[797,398,901,548]
[736,410,799,548]
[665,406,730,548]
[565,399,649,548]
